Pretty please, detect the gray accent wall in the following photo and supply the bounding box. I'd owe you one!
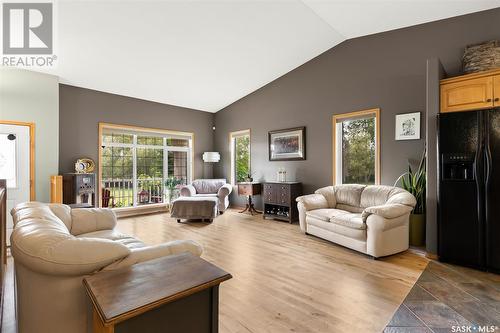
[214,8,500,214]
[59,85,214,178]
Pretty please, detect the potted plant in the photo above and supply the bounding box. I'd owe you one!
[394,149,426,247]
[165,177,183,207]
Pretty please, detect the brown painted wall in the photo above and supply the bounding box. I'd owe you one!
[214,8,500,208]
[59,84,215,177]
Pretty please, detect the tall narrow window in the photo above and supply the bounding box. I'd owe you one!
[333,109,380,185]
[230,129,250,184]
[99,124,193,208]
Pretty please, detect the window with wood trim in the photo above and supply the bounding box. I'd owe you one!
[230,129,250,185]
[333,109,380,185]
[99,124,193,208]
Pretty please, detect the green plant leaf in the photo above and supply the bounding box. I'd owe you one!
[395,148,426,214]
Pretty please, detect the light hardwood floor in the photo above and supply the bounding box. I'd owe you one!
[117,209,428,333]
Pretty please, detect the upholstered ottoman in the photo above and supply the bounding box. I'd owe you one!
[171,196,218,222]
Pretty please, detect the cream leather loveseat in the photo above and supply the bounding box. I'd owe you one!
[11,202,202,333]
[296,185,416,258]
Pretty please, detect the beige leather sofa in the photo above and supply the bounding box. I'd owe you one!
[180,179,232,213]
[296,185,416,258]
[10,202,202,333]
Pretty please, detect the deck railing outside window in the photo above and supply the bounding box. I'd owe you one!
[100,128,192,208]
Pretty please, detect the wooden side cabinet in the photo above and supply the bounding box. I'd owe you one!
[237,183,262,215]
[237,183,261,197]
[440,68,500,113]
[263,182,302,223]
[50,175,63,203]
[84,253,231,333]
[495,75,500,108]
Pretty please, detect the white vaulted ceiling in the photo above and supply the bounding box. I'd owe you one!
[43,0,500,112]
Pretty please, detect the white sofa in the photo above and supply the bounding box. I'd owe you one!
[296,184,416,258]
[180,179,232,213]
[10,202,202,333]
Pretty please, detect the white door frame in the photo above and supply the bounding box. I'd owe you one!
[0,121,35,201]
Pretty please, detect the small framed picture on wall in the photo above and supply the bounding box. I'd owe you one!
[395,112,420,140]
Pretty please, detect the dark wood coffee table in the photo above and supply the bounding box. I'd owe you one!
[83,253,232,333]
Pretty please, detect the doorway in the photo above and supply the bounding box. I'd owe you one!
[0,122,34,246]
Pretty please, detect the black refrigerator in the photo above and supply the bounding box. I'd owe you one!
[438,109,500,272]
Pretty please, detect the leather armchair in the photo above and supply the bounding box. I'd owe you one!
[180,179,232,213]
[10,202,202,333]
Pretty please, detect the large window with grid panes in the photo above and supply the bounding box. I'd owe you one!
[99,124,193,208]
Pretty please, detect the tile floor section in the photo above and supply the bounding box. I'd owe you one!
[385,261,500,333]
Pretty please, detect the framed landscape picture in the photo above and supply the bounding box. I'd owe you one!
[268,127,306,161]
[395,112,420,140]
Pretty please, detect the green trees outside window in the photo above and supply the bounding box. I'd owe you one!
[101,146,134,207]
[341,117,376,185]
[230,132,250,184]
[234,135,250,183]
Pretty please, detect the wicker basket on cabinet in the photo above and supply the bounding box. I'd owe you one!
[462,40,500,74]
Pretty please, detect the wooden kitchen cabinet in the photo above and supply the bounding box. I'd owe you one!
[441,76,493,113]
[494,75,500,108]
[440,68,500,113]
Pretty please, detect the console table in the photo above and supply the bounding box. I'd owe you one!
[83,253,232,333]
[263,182,302,223]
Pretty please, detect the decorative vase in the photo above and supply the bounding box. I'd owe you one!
[277,168,287,182]
[409,213,426,246]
